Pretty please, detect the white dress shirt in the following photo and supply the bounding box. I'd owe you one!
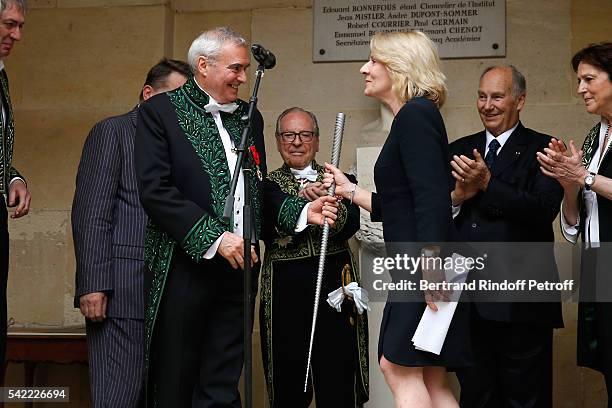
[561,118,611,248]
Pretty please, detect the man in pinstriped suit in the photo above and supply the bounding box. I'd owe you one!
[72,58,190,408]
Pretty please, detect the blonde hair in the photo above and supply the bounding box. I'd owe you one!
[370,31,447,107]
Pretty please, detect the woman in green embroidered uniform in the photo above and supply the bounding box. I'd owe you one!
[537,42,612,406]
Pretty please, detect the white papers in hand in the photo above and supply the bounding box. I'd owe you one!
[411,253,469,355]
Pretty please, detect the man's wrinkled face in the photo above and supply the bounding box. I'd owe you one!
[477,67,525,137]
[198,42,249,104]
[276,111,319,170]
[0,3,24,58]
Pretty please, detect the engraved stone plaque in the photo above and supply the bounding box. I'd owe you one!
[314,0,505,61]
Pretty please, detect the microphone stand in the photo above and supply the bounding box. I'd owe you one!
[223,61,267,408]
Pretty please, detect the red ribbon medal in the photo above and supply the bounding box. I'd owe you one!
[249,146,263,181]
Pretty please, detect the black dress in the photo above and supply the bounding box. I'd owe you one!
[372,97,471,367]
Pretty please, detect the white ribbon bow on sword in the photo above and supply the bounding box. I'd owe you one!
[327,282,371,315]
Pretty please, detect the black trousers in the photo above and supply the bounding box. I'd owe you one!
[0,200,8,374]
[149,249,256,408]
[456,310,553,408]
[262,257,358,408]
[265,303,357,408]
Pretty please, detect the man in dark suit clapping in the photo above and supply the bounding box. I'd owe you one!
[449,65,563,408]
[72,58,190,408]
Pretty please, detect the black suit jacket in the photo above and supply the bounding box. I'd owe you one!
[372,97,454,245]
[450,122,564,327]
[369,97,457,304]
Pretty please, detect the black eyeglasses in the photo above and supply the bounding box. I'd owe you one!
[278,131,316,143]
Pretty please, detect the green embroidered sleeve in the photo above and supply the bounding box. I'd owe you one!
[276,195,309,235]
[180,214,228,262]
[581,123,601,167]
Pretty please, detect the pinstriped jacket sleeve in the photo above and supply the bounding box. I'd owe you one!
[72,119,121,302]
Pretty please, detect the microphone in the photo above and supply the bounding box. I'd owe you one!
[251,44,276,69]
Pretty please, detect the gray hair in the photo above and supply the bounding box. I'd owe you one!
[1,0,27,14]
[480,64,526,97]
[275,107,320,136]
[187,27,247,72]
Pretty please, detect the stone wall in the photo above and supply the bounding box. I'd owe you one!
[3,0,611,406]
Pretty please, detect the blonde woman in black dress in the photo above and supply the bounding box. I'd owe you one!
[325,31,468,407]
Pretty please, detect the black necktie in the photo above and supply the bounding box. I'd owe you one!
[485,139,501,169]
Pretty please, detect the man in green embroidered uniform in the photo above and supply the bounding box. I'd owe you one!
[260,107,369,407]
[0,0,30,370]
[134,28,339,408]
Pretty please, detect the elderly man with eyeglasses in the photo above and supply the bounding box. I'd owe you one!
[259,107,369,408]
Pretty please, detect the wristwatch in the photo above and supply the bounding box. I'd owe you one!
[584,172,596,191]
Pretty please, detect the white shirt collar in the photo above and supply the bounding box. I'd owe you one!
[0,60,4,71]
[485,122,519,154]
[193,79,238,114]
[290,162,318,181]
